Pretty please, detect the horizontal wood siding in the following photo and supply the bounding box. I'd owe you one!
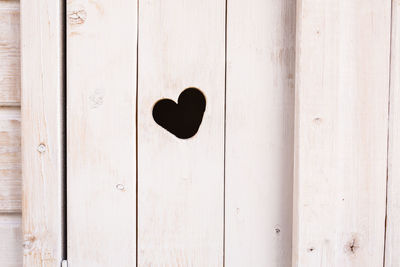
[0,214,22,267]
[0,107,21,213]
[0,1,21,266]
[0,1,20,106]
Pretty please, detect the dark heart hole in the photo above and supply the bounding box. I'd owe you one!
[152,87,206,139]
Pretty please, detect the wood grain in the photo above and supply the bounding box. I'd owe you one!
[67,0,137,266]
[137,0,225,265]
[0,0,20,106]
[0,214,22,267]
[293,0,391,266]
[0,107,21,213]
[225,0,295,266]
[0,2,22,267]
[21,0,64,265]
[385,0,400,265]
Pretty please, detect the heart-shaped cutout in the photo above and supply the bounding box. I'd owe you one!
[152,87,206,139]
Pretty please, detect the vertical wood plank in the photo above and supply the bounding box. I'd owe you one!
[385,0,400,265]
[67,0,137,266]
[137,0,225,265]
[20,0,64,265]
[293,0,392,266]
[225,0,295,266]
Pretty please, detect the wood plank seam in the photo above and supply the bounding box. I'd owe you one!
[383,1,395,266]
[384,0,400,266]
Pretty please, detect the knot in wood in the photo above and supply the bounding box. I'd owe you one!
[22,234,36,252]
[68,9,87,25]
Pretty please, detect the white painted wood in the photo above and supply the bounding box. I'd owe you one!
[0,0,20,106]
[293,0,392,266]
[20,0,64,265]
[0,107,21,212]
[385,0,400,265]
[225,0,295,266]
[137,0,225,265]
[67,0,137,266]
[0,3,22,267]
[0,214,22,267]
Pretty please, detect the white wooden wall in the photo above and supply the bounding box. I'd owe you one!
[7,0,400,267]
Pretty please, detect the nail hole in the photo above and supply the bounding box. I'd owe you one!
[37,143,46,153]
[116,184,125,191]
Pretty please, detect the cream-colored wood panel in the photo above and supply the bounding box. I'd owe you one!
[138,0,225,265]
[225,0,296,266]
[67,0,137,266]
[293,0,391,266]
[21,0,64,265]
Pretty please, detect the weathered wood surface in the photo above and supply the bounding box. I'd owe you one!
[21,0,64,266]
[0,107,21,213]
[293,0,392,266]
[0,214,22,267]
[0,1,22,267]
[225,0,295,266]
[0,0,20,106]
[67,0,137,266]
[137,0,225,265]
[385,0,400,265]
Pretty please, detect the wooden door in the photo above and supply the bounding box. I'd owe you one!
[18,1,400,267]
[66,0,295,266]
